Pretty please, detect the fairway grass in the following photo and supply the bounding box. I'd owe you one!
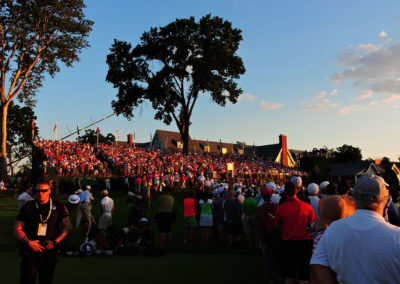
[0,252,266,283]
[1,190,267,282]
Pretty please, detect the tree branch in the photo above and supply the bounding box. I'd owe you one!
[188,93,198,118]
[7,53,40,102]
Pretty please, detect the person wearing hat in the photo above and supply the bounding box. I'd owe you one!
[311,175,400,284]
[75,185,94,242]
[257,186,278,284]
[307,183,320,219]
[66,194,80,216]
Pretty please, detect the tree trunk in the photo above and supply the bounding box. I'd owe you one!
[181,123,189,155]
[0,103,9,178]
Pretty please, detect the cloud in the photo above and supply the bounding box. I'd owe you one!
[355,90,373,100]
[338,105,356,114]
[379,30,387,39]
[237,93,256,102]
[260,100,284,111]
[330,42,400,89]
[384,38,392,45]
[370,94,400,106]
[331,89,339,96]
[316,91,327,99]
[302,91,340,112]
[302,102,339,112]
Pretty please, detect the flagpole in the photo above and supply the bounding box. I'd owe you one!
[58,113,115,141]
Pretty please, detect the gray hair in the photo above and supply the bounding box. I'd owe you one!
[353,190,388,211]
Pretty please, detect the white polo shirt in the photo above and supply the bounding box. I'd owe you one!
[311,209,400,284]
[101,196,114,216]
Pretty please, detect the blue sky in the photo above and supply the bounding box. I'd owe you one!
[34,0,400,160]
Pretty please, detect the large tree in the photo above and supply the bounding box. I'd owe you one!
[106,15,245,154]
[78,129,115,146]
[332,144,362,163]
[0,0,93,177]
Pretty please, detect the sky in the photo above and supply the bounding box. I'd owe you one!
[33,0,400,161]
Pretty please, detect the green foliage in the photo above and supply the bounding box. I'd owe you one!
[6,101,38,165]
[0,0,93,177]
[77,129,115,145]
[332,144,362,163]
[106,14,245,153]
[0,0,94,104]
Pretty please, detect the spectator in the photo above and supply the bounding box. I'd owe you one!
[242,190,258,249]
[312,195,356,253]
[199,192,213,245]
[76,185,94,242]
[257,186,278,284]
[224,191,243,245]
[183,191,197,245]
[307,183,320,219]
[156,187,175,250]
[275,181,316,284]
[97,190,114,250]
[311,175,400,283]
[17,184,34,213]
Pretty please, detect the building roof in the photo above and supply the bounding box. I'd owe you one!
[251,143,281,159]
[330,162,381,177]
[154,129,249,154]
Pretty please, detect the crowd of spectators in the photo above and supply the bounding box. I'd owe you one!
[29,139,400,283]
[34,140,111,177]
[34,139,302,184]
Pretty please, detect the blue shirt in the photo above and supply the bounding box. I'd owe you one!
[79,190,93,203]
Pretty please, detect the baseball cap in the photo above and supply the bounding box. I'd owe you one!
[266,182,277,192]
[86,185,91,190]
[290,176,302,187]
[354,175,388,197]
[139,217,149,223]
[307,183,319,195]
[319,181,330,190]
[260,186,272,197]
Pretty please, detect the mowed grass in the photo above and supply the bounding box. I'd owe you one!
[0,189,267,283]
[0,251,266,284]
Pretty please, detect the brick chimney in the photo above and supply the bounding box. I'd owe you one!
[127,134,133,145]
[279,134,288,167]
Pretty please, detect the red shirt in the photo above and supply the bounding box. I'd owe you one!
[275,196,316,241]
[183,197,196,217]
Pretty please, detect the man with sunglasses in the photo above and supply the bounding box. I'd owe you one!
[14,181,72,284]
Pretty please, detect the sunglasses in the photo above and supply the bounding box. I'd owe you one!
[35,190,49,193]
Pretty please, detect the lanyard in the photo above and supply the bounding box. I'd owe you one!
[35,198,52,223]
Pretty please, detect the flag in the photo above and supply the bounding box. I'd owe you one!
[53,122,58,132]
[116,129,120,138]
[96,127,100,133]
[77,125,80,136]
